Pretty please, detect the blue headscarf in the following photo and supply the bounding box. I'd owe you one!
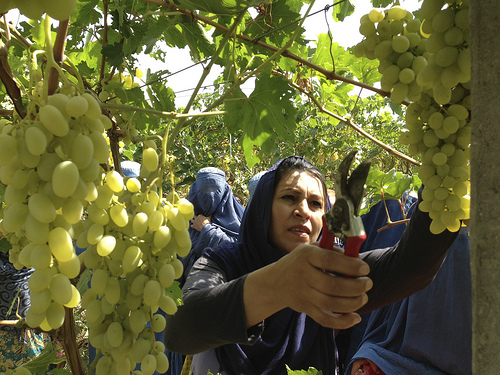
[181,167,245,285]
[343,196,471,375]
[204,157,336,375]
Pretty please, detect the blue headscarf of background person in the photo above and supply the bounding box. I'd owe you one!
[342,193,472,375]
[179,167,245,287]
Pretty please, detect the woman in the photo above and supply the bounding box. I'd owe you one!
[164,156,458,375]
[180,167,245,286]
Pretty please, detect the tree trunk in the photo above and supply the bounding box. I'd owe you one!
[470,1,500,372]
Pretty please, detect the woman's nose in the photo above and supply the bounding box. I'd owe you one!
[294,200,311,219]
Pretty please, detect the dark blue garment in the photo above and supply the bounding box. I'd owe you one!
[180,167,245,286]
[204,157,337,375]
[344,197,472,375]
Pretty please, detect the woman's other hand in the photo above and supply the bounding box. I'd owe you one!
[190,214,211,232]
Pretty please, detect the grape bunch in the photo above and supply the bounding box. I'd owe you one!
[354,0,471,234]
[0,79,193,374]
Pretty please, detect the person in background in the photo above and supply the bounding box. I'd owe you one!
[179,167,245,287]
[164,156,459,375]
[0,237,49,371]
[343,194,471,375]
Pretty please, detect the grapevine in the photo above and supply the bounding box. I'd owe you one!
[354,0,471,234]
[0,12,194,375]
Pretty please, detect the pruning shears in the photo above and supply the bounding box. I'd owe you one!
[319,150,372,261]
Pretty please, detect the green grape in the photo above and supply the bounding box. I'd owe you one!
[422,129,440,148]
[58,253,81,280]
[171,257,183,279]
[444,26,464,46]
[37,152,62,182]
[106,321,124,348]
[46,301,66,329]
[453,181,468,196]
[1,201,28,233]
[30,244,52,269]
[88,131,109,164]
[0,134,17,167]
[82,93,102,120]
[428,112,444,130]
[50,273,73,305]
[151,313,166,333]
[133,213,149,238]
[427,175,443,190]
[450,166,469,182]
[158,263,175,288]
[434,187,450,201]
[352,42,366,58]
[447,104,469,121]
[94,185,114,210]
[140,354,158,375]
[155,351,170,374]
[418,165,436,181]
[398,68,415,84]
[61,197,84,224]
[440,64,461,88]
[106,170,124,193]
[25,307,46,328]
[406,32,421,48]
[455,8,469,30]
[52,161,80,198]
[29,268,55,293]
[389,19,404,35]
[431,197,446,212]
[417,62,442,88]
[411,56,428,76]
[29,289,52,314]
[457,48,471,79]
[430,216,447,235]
[158,294,178,315]
[18,138,41,169]
[130,274,149,296]
[442,115,459,134]
[125,290,142,310]
[436,163,451,177]
[88,204,110,226]
[66,95,89,118]
[95,356,113,375]
[148,210,164,232]
[387,6,407,20]
[126,177,141,193]
[392,35,410,53]
[48,227,74,262]
[128,309,147,334]
[25,126,48,156]
[87,223,104,245]
[359,20,376,36]
[104,276,121,305]
[91,268,109,296]
[433,82,452,105]
[110,204,129,227]
[435,46,459,68]
[12,169,29,190]
[143,148,159,173]
[39,105,69,137]
[130,338,151,363]
[441,143,456,157]
[70,134,94,170]
[79,158,100,183]
[374,41,393,61]
[122,245,142,274]
[426,32,446,55]
[432,7,455,33]
[97,235,117,256]
[174,228,191,249]
[432,152,448,166]
[143,279,162,306]
[449,148,466,167]
[153,226,172,249]
[368,9,385,23]
[446,193,463,211]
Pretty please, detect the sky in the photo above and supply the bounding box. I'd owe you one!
[141,0,421,107]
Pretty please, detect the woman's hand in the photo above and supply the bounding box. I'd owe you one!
[243,243,372,329]
[351,359,383,375]
[190,214,211,232]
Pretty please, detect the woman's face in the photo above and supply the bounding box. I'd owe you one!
[269,169,326,253]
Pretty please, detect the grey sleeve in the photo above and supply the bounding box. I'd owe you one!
[359,201,459,313]
[164,257,263,355]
